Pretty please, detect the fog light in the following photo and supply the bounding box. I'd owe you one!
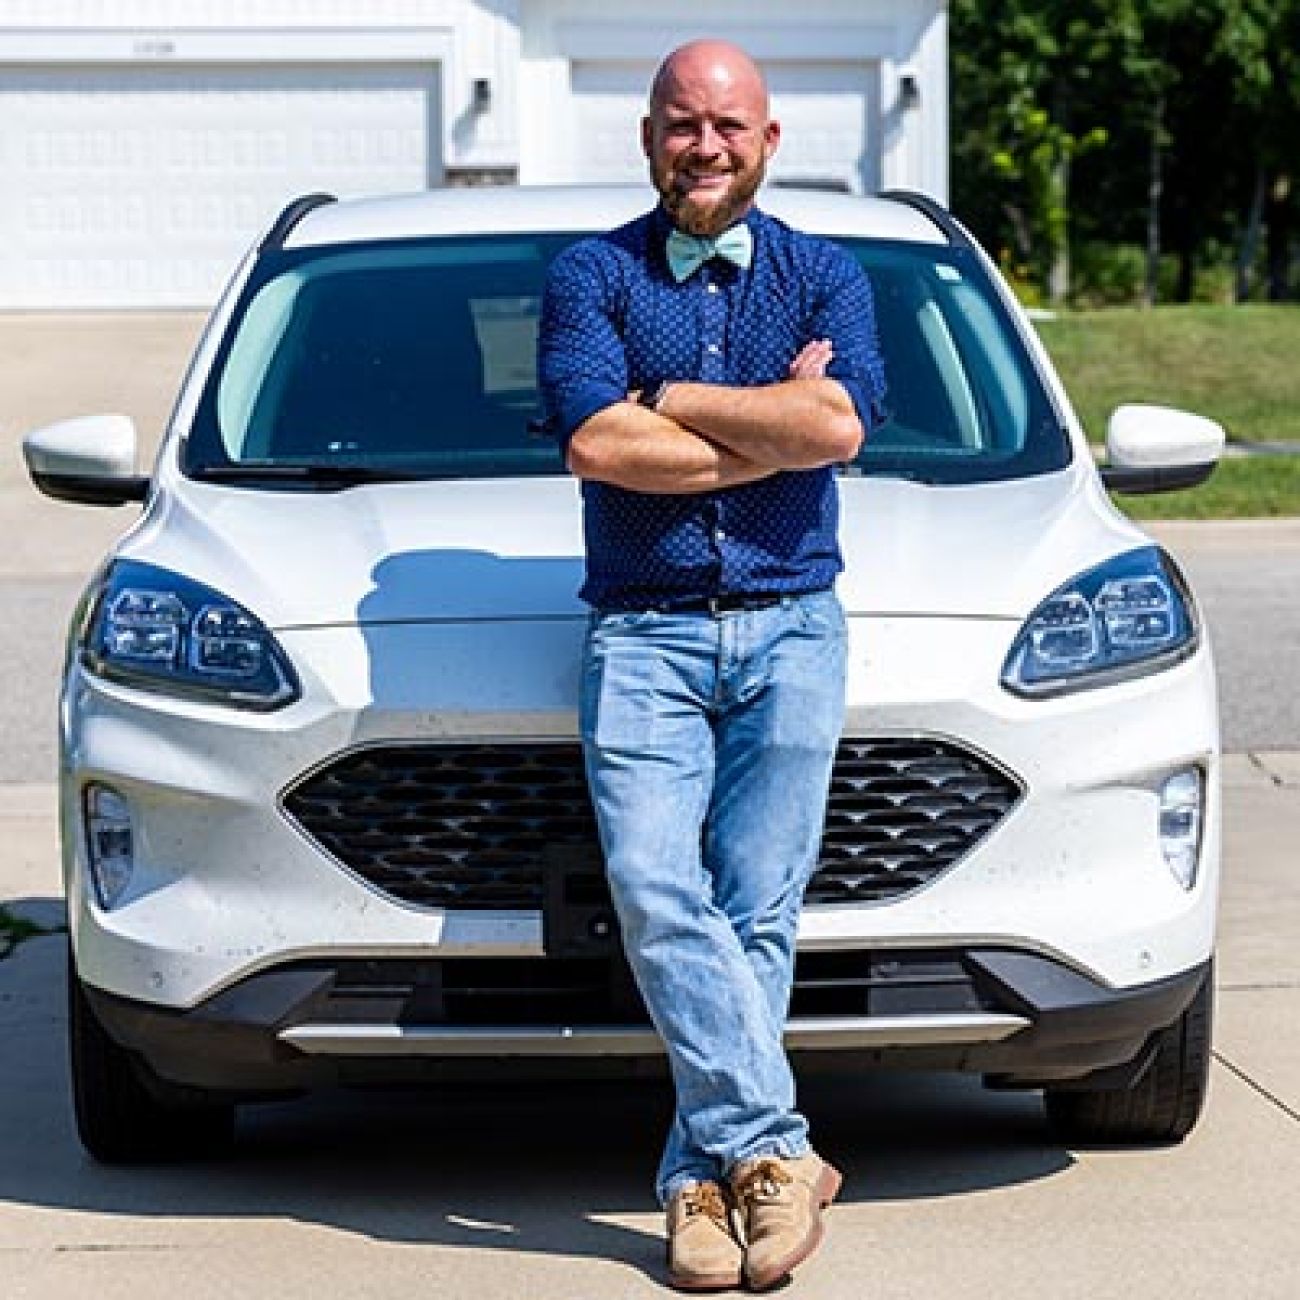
[84,784,134,909]
[1159,768,1203,890]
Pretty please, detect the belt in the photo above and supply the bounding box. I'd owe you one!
[671,592,787,614]
[597,590,826,617]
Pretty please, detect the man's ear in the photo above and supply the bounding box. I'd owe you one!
[641,115,654,160]
[763,118,781,163]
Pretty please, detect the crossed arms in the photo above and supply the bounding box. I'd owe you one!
[566,340,866,495]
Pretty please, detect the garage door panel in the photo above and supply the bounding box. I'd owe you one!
[0,64,439,307]
[570,59,875,194]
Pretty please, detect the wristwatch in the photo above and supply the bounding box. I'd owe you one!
[639,380,672,412]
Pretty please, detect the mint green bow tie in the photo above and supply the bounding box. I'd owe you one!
[666,224,754,281]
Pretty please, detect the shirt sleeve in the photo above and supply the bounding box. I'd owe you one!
[536,239,630,447]
[807,242,889,436]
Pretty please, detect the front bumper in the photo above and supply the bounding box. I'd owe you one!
[63,613,1221,1011]
[84,947,1213,1095]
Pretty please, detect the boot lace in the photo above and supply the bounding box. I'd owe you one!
[733,1158,794,1206]
[681,1181,731,1227]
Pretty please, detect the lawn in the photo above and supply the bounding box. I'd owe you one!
[1114,456,1300,520]
[1034,305,1300,517]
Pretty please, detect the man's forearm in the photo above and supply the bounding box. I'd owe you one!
[657,378,864,469]
[566,401,777,494]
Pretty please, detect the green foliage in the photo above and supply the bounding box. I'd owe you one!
[1069,242,1147,307]
[952,0,1300,305]
[1068,244,1243,306]
[952,0,1171,300]
[998,250,1048,308]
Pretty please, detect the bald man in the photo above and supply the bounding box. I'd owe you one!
[539,41,886,1291]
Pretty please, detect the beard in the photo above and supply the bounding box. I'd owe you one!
[653,157,766,237]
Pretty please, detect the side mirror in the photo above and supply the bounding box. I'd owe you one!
[1101,403,1225,495]
[22,415,150,506]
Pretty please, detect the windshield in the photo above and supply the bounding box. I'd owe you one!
[184,231,1070,484]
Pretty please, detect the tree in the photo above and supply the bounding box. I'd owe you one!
[951,0,1300,306]
[1214,0,1300,300]
[951,0,1144,303]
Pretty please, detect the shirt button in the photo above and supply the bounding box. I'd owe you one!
[705,343,721,355]
[715,528,727,540]
[707,283,721,295]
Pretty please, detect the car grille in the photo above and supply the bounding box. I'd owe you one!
[284,948,991,1028]
[283,738,1021,910]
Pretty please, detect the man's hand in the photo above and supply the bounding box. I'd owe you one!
[656,341,863,469]
[628,339,830,405]
[569,337,860,492]
[566,401,776,494]
[629,340,830,404]
[787,339,833,380]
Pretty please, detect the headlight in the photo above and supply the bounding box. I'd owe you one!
[1001,546,1197,698]
[81,560,299,710]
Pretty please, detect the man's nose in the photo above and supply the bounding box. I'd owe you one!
[693,122,725,156]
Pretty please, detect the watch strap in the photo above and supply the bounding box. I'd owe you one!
[639,380,672,412]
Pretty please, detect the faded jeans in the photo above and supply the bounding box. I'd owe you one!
[579,589,847,1204]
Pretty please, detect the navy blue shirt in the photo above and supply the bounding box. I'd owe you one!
[538,203,887,609]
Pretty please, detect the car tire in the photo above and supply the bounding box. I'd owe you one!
[1044,965,1213,1145]
[68,946,236,1163]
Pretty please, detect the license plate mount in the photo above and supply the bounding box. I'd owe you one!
[541,843,621,959]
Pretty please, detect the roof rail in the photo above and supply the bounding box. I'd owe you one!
[260,193,337,251]
[878,189,972,247]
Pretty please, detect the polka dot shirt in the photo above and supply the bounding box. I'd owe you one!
[537,203,887,609]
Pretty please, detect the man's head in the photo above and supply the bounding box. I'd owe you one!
[642,41,780,238]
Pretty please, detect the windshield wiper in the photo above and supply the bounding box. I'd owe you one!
[189,462,437,487]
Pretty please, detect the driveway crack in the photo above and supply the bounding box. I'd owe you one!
[1245,752,1286,786]
[1213,1049,1300,1125]
[1219,980,1300,992]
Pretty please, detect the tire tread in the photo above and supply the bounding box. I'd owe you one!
[1044,966,1213,1146]
[69,947,235,1164]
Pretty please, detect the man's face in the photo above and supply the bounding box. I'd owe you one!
[642,61,780,238]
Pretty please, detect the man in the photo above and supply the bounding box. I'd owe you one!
[538,40,886,1292]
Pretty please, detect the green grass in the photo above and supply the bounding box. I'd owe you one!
[1116,456,1300,519]
[1035,305,1300,445]
[1034,305,1300,517]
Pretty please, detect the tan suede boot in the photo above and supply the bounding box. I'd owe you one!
[730,1152,842,1291]
[665,1179,744,1292]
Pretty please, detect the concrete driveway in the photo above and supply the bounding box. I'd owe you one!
[2,313,1299,1297]
[3,758,1298,1300]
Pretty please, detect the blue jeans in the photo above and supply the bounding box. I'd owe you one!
[579,589,847,1204]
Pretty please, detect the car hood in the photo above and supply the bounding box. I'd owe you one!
[123,469,1149,628]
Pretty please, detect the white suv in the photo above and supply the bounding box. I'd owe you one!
[24,185,1225,1163]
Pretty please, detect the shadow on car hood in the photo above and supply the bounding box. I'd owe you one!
[128,469,1144,628]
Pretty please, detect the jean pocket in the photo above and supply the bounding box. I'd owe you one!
[793,590,847,638]
[580,645,663,750]
[588,608,662,636]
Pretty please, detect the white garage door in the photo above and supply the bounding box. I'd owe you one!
[0,63,440,308]
[571,59,877,195]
